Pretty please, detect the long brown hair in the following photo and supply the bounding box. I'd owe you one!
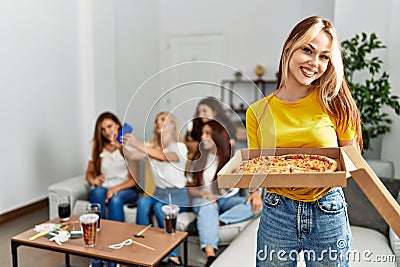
[277,16,363,150]
[189,97,236,142]
[189,120,231,187]
[91,112,121,176]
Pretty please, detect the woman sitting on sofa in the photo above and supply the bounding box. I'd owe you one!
[123,112,190,267]
[85,111,138,222]
[86,111,139,267]
[187,120,258,267]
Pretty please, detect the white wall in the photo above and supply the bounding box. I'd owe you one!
[92,0,117,114]
[381,0,400,177]
[0,0,161,215]
[158,0,334,80]
[114,0,160,140]
[0,0,89,214]
[334,0,400,176]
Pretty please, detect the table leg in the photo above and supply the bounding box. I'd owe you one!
[183,238,188,267]
[11,240,19,267]
[65,252,70,266]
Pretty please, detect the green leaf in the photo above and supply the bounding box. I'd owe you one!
[342,32,400,152]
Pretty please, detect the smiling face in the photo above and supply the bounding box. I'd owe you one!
[155,113,171,134]
[287,31,331,89]
[100,118,119,143]
[197,104,217,123]
[200,124,215,152]
[154,112,176,139]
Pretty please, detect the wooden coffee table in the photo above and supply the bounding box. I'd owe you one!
[11,216,188,267]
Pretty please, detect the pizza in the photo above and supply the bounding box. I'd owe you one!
[237,154,338,174]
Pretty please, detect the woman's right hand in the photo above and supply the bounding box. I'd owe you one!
[122,133,139,148]
[91,174,105,186]
[246,190,263,212]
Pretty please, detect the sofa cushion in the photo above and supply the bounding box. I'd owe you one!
[343,177,400,237]
[350,226,396,266]
[211,220,396,267]
[366,159,395,178]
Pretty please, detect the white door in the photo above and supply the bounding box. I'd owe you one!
[161,34,227,130]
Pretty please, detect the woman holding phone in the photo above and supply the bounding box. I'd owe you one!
[85,112,138,222]
[124,112,190,266]
[85,112,139,267]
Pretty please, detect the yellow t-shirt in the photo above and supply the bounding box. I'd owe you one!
[246,88,355,201]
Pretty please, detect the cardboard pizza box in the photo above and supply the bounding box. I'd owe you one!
[217,147,355,189]
[341,145,400,237]
[217,145,400,237]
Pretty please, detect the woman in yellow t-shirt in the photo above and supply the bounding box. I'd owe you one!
[247,16,362,266]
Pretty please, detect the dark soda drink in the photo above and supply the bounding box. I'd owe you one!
[93,209,101,231]
[87,203,101,231]
[58,203,71,221]
[81,221,97,247]
[162,204,179,235]
[164,214,177,234]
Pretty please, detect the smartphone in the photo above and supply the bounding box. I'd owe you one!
[117,123,133,143]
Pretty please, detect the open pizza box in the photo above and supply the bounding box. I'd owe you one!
[217,145,400,237]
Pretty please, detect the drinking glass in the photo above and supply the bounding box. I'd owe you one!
[79,213,99,247]
[58,194,71,222]
[162,205,179,235]
[87,203,101,232]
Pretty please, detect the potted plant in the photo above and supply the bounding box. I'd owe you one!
[342,32,400,154]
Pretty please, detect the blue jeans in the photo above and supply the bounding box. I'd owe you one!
[192,193,256,250]
[89,186,138,222]
[256,188,351,267]
[136,187,190,257]
[90,259,117,267]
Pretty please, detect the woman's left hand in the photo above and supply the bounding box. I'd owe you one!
[202,191,217,205]
[105,187,119,203]
[246,190,263,213]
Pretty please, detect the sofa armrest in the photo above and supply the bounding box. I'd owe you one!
[365,159,395,179]
[389,228,400,266]
[48,175,90,219]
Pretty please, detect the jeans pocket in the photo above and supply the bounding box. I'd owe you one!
[317,188,345,214]
[264,192,280,207]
